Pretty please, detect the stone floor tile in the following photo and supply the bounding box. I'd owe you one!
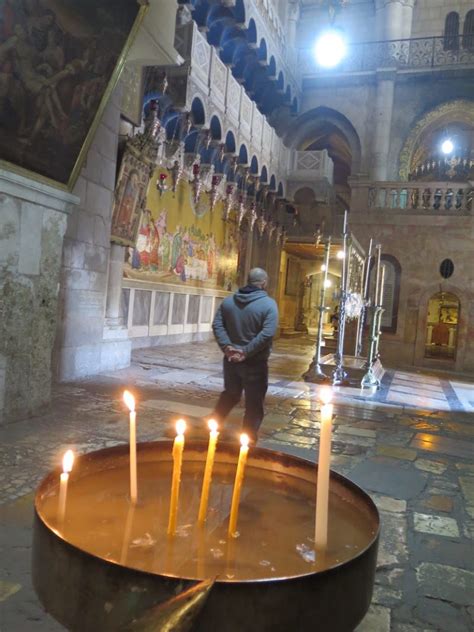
[420,495,454,513]
[355,604,391,632]
[376,445,418,461]
[413,512,460,537]
[0,580,22,602]
[414,459,448,474]
[371,494,407,513]
[459,476,474,506]
[410,433,473,459]
[416,563,474,606]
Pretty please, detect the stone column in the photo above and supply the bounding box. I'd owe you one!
[105,242,126,325]
[376,0,415,41]
[371,72,395,181]
[287,2,300,63]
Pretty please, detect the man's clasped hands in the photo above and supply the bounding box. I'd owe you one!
[224,345,246,363]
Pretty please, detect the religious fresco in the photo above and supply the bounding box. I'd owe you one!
[0,0,143,188]
[123,168,240,291]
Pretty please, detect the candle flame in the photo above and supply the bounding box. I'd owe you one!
[319,386,333,406]
[176,419,186,435]
[208,419,218,433]
[123,390,135,412]
[240,433,250,447]
[62,450,74,474]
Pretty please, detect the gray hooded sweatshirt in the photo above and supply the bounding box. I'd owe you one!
[212,285,279,361]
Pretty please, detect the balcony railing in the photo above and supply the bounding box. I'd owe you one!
[351,181,473,214]
[300,36,474,76]
[288,150,334,184]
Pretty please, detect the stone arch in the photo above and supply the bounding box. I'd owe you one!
[191,96,206,126]
[209,114,222,140]
[410,281,469,372]
[268,55,277,78]
[238,143,249,165]
[260,165,268,183]
[224,129,237,154]
[250,155,259,175]
[232,0,246,24]
[247,18,257,46]
[269,174,277,191]
[257,37,268,63]
[398,100,474,180]
[284,106,362,173]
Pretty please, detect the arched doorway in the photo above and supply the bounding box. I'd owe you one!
[424,292,460,360]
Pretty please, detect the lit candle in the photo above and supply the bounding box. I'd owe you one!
[315,386,334,551]
[58,450,74,526]
[198,420,219,525]
[167,419,186,536]
[123,390,138,504]
[228,433,250,538]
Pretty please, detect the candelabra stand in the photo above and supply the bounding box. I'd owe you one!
[333,213,349,386]
[312,238,332,380]
[361,304,384,388]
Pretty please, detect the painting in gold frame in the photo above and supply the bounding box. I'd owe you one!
[0,0,147,192]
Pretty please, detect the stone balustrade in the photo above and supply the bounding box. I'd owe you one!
[299,36,474,77]
[350,181,473,214]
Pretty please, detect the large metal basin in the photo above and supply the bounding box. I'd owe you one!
[32,441,379,631]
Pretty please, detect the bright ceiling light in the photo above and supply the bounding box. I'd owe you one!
[441,139,454,155]
[314,30,347,68]
[324,279,332,288]
[336,250,345,259]
[321,264,327,271]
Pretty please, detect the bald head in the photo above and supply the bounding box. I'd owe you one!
[247,267,269,289]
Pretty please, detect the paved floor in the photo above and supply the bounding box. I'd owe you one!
[1,336,473,631]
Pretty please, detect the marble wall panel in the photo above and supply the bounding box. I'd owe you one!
[154,292,170,326]
[200,296,213,323]
[187,295,200,324]
[132,290,151,327]
[172,294,186,324]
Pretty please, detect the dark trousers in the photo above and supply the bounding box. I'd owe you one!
[213,357,268,442]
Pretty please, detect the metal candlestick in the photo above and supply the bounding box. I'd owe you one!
[361,253,384,389]
[355,239,373,357]
[312,238,332,379]
[333,212,349,386]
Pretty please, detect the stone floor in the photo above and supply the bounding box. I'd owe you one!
[1,335,474,631]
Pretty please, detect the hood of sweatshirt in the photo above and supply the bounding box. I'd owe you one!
[233,285,268,305]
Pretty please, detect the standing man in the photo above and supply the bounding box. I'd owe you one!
[211,268,279,444]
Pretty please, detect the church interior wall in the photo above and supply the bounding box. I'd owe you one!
[351,215,474,373]
[54,88,124,382]
[411,0,474,38]
[297,1,376,47]
[0,171,77,422]
[300,82,376,176]
[387,78,474,180]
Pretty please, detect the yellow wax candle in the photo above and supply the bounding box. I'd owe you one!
[120,503,136,565]
[57,450,74,526]
[315,386,334,551]
[228,434,250,538]
[198,419,219,525]
[167,419,186,536]
[123,390,137,504]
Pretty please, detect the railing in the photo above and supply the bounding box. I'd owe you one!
[351,181,473,214]
[288,150,334,183]
[299,36,474,75]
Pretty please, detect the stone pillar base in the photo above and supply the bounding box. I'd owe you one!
[101,325,131,372]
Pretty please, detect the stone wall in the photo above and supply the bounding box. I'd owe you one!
[351,213,474,374]
[412,0,474,38]
[0,171,78,422]
[55,86,131,381]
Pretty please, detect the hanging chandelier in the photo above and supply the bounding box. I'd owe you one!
[317,0,350,21]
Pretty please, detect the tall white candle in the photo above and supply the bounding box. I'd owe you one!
[315,387,334,551]
[58,450,74,526]
[123,391,137,504]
